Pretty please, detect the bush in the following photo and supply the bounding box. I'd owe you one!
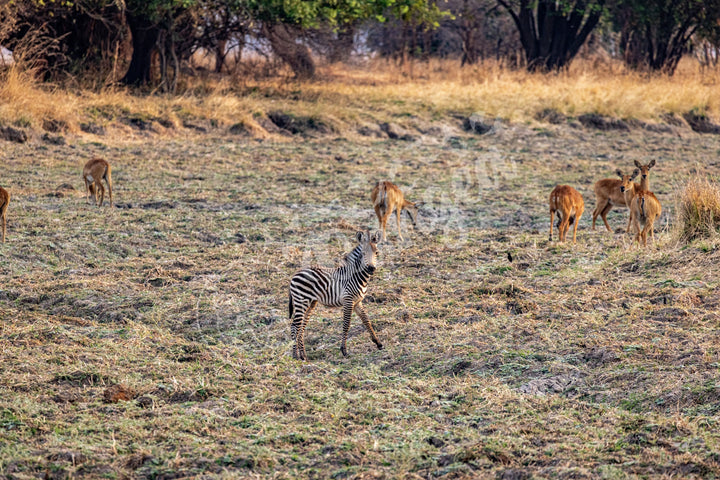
[677,177,720,242]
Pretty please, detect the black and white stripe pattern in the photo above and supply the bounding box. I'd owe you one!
[288,230,383,360]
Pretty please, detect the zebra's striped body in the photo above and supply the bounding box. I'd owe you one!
[289,230,383,360]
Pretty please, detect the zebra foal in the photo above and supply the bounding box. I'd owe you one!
[288,230,383,360]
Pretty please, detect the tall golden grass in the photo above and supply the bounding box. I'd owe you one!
[676,177,720,242]
[1,57,719,134]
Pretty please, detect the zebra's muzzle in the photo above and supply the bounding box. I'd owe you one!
[366,265,376,274]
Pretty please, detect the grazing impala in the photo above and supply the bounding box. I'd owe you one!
[549,185,584,243]
[83,158,113,207]
[621,176,662,246]
[371,181,423,241]
[0,186,9,243]
[592,160,656,232]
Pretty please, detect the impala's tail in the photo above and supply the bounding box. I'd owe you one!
[640,196,646,220]
[373,182,387,209]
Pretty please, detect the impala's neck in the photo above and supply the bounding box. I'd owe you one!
[639,175,649,191]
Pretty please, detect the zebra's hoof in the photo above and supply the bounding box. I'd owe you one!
[376,343,384,350]
[341,346,348,357]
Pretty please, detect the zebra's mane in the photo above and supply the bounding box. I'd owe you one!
[339,244,363,269]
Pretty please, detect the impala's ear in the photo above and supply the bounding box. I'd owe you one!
[371,231,382,244]
[356,231,364,243]
[634,160,642,168]
[616,169,623,178]
[648,159,656,168]
[631,169,640,180]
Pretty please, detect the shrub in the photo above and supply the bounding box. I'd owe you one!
[677,177,720,242]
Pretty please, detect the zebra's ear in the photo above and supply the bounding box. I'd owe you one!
[356,231,365,243]
[371,231,382,244]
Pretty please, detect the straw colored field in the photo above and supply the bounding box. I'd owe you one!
[2,59,720,139]
[1,102,720,478]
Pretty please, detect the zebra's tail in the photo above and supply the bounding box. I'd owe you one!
[288,293,293,319]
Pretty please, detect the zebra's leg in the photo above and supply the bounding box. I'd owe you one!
[340,300,354,357]
[291,299,308,360]
[355,302,383,350]
[298,301,317,361]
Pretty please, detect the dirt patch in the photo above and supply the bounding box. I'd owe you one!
[683,109,720,134]
[578,114,629,131]
[519,374,584,396]
[463,113,495,134]
[535,108,566,125]
[51,371,109,387]
[267,111,335,135]
[0,125,28,143]
[103,384,137,403]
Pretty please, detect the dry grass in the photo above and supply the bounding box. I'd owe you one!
[677,176,720,242]
[2,58,720,139]
[2,65,720,478]
[1,104,720,478]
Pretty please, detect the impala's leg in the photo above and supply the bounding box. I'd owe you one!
[395,207,404,241]
[380,208,392,242]
[354,302,382,350]
[97,182,105,207]
[650,218,655,241]
[85,178,91,203]
[1,207,6,243]
[572,211,582,244]
[560,213,570,242]
[105,170,113,207]
[549,209,555,241]
[374,206,384,240]
[633,216,641,247]
[340,299,354,357]
[626,207,634,234]
[591,198,605,230]
[600,202,613,232]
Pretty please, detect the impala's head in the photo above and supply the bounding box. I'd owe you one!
[634,159,656,181]
[355,230,381,273]
[618,169,639,193]
[405,201,425,227]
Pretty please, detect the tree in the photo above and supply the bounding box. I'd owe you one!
[613,0,720,74]
[2,0,124,79]
[497,0,606,71]
[121,0,195,86]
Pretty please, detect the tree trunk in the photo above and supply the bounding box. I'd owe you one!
[499,0,604,72]
[263,23,315,79]
[327,27,355,63]
[122,11,160,86]
[214,39,227,73]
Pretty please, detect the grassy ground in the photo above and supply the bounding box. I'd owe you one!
[1,76,720,479]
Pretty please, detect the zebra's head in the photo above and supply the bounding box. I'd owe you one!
[355,230,381,274]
